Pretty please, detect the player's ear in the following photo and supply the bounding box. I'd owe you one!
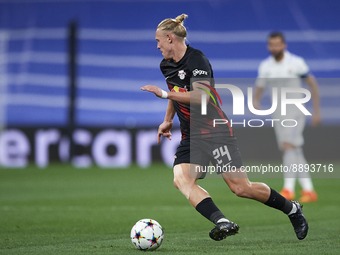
[167,33,173,43]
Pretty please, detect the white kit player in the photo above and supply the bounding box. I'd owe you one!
[253,32,321,203]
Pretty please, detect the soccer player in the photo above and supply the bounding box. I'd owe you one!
[141,15,308,241]
[253,32,321,203]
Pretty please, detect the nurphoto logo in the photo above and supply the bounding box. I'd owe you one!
[199,82,312,128]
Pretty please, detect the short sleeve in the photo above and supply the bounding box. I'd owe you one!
[187,52,212,79]
[296,58,310,78]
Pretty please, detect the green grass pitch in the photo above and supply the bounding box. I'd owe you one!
[1,162,339,254]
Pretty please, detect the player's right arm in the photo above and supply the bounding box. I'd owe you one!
[157,99,175,143]
[297,57,322,126]
[303,74,321,126]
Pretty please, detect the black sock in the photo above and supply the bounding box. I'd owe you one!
[195,197,226,224]
[264,188,293,214]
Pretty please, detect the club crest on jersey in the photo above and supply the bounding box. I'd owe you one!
[178,70,186,80]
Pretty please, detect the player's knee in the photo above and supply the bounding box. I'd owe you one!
[173,174,182,189]
[173,177,191,199]
[173,164,195,199]
[173,175,190,190]
[173,165,189,189]
[173,175,194,200]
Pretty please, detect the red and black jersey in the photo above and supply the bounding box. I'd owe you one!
[160,45,233,139]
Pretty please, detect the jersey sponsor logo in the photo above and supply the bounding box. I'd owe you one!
[171,85,188,93]
[178,70,186,80]
[192,69,208,76]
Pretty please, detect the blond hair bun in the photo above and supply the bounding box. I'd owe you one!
[174,14,188,24]
[157,14,188,39]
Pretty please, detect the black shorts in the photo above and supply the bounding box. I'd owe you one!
[173,136,244,177]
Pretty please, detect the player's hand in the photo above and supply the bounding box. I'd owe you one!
[157,121,173,143]
[141,85,163,98]
[311,111,321,126]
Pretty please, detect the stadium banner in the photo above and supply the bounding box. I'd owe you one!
[0,127,180,169]
[0,126,338,178]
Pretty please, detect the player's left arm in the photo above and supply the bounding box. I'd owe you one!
[303,74,321,126]
[140,81,210,105]
[141,52,212,104]
[165,51,213,105]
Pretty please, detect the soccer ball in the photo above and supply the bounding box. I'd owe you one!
[130,219,164,251]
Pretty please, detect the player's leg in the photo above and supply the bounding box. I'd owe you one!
[173,163,209,207]
[173,138,234,224]
[275,120,297,200]
[172,139,227,215]
[293,116,317,202]
[295,147,318,203]
[281,115,317,202]
[281,142,298,200]
[173,163,229,222]
[222,169,308,240]
[222,170,278,203]
[173,163,239,240]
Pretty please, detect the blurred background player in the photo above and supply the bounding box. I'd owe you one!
[142,15,308,241]
[253,32,321,203]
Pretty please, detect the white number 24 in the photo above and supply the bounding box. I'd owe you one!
[213,145,231,164]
